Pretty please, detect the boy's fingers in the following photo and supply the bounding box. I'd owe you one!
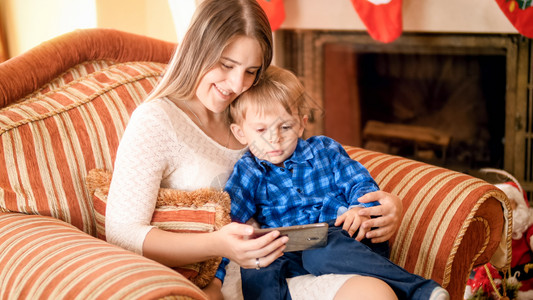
[335,214,345,227]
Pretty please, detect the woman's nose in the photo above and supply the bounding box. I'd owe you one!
[228,71,245,95]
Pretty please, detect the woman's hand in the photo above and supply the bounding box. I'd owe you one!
[214,222,288,269]
[357,191,403,243]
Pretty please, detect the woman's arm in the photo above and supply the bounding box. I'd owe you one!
[356,191,403,243]
[142,222,288,268]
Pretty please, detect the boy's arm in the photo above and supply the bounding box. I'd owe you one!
[328,139,380,208]
[224,159,258,224]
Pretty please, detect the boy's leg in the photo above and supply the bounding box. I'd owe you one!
[301,221,440,300]
[240,252,308,300]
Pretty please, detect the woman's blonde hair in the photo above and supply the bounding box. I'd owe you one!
[146,0,272,102]
[229,66,307,124]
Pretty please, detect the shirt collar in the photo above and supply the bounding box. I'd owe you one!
[251,138,315,171]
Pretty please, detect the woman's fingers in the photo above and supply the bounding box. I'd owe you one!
[258,244,286,267]
[238,231,287,269]
[244,230,288,257]
[365,224,395,243]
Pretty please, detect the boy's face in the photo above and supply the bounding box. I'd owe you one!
[231,103,307,167]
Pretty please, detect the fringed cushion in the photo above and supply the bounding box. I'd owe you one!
[0,61,166,236]
[0,213,204,300]
[86,169,231,288]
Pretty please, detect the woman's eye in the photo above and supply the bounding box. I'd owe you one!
[256,128,265,133]
[246,69,257,75]
[221,63,232,69]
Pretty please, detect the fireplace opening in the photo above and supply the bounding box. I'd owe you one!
[323,43,507,172]
[278,30,532,198]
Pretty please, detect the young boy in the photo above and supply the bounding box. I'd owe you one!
[224,66,449,300]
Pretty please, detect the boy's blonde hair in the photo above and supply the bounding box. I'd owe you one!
[145,0,272,102]
[230,66,307,124]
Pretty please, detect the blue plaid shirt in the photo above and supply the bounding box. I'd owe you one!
[226,135,380,228]
[215,136,380,281]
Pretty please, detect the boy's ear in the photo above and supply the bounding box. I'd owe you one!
[298,115,308,137]
[230,123,247,145]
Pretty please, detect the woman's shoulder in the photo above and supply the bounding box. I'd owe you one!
[133,97,179,118]
[129,98,191,128]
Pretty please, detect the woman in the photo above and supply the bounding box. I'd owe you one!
[105,0,403,299]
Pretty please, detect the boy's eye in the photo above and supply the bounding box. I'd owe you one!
[282,125,292,130]
[256,128,266,133]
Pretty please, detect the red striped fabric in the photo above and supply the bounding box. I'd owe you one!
[0,61,166,236]
[344,146,511,299]
[0,213,204,300]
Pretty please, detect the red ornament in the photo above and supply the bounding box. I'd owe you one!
[495,0,533,38]
[349,0,403,43]
[257,0,286,31]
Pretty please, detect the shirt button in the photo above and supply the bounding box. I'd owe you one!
[296,188,302,193]
[280,168,285,172]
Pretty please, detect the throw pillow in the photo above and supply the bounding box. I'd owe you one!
[85,168,231,288]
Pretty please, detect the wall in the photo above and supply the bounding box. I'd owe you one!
[0,0,186,58]
[1,0,518,58]
[281,0,517,34]
[1,0,98,57]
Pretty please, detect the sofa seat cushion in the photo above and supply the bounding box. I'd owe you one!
[0,61,166,236]
[0,212,206,300]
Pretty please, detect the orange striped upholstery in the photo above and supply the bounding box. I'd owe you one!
[344,146,512,300]
[0,213,204,300]
[0,61,166,235]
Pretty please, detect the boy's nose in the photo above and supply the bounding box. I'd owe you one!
[269,130,281,143]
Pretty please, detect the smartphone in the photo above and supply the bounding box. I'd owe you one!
[252,223,328,252]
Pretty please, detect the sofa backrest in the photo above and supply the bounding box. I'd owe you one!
[0,60,166,235]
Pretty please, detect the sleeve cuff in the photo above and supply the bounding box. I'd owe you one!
[215,257,230,282]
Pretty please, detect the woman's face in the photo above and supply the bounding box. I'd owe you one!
[196,36,263,113]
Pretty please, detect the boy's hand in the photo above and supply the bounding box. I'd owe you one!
[334,207,371,241]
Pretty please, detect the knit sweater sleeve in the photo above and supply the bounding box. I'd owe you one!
[106,101,178,254]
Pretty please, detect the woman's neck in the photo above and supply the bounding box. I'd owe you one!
[168,96,243,150]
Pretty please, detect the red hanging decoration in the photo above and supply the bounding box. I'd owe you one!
[257,0,286,31]
[349,0,403,43]
[495,0,533,38]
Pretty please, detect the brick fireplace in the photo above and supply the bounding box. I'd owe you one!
[275,30,533,198]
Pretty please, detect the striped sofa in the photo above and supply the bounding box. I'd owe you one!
[0,29,511,300]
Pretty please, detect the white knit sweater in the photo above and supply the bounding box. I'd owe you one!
[106,97,245,254]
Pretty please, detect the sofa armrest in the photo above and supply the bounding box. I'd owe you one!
[344,146,512,300]
[0,212,207,300]
[0,28,175,108]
